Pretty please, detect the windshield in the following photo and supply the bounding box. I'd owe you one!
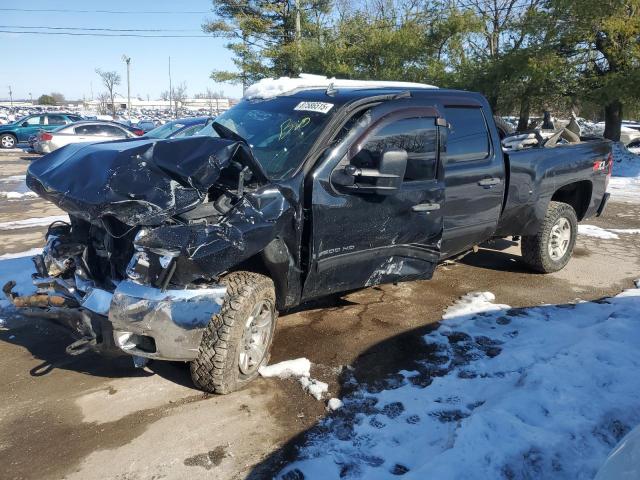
[198,97,335,178]
[144,121,184,138]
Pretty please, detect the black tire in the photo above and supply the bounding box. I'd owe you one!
[190,271,277,394]
[493,116,515,140]
[521,201,578,273]
[0,133,17,149]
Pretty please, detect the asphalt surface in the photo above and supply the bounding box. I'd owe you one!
[1,150,639,479]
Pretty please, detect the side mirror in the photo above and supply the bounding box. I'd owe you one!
[22,122,29,127]
[332,149,408,195]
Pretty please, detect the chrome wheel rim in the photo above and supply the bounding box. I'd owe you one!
[238,300,273,375]
[548,217,572,261]
[1,135,15,148]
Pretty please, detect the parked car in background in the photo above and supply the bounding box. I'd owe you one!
[135,119,158,132]
[33,121,139,154]
[0,113,84,149]
[143,116,213,139]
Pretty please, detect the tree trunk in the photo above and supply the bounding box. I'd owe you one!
[517,96,530,132]
[603,100,623,141]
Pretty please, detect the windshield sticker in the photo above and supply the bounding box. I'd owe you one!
[294,101,334,114]
[279,117,311,140]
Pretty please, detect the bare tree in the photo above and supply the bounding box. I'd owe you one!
[172,82,188,117]
[96,93,111,115]
[160,82,188,117]
[95,68,121,117]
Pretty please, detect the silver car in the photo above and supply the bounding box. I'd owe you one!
[34,121,138,154]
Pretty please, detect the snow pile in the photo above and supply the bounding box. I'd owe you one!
[609,143,640,203]
[442,291,509,319]
[244,74,437,100]
[260,358,330,400]
[278,287,640,479]
[300,376,329,401]
[259,358,311,378]
[1,191,38,200]
[327,398,344,411]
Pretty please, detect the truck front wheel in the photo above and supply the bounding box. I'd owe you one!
[190,271,277,394]
[521,201,578,273]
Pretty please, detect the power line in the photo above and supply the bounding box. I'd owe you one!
[0,8,210,14]
[0,25,201,32]
[0,30,212,38]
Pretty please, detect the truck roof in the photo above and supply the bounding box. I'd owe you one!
[242,75,486,108]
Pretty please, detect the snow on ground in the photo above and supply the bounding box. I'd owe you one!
[278,285,640,480]
[0,249,39,309]
[0,214,68,231]
[578,225,640,239]
[578,225,620,239]
[260,358,329,400]
[609,143,640,204]
[244,74,437,99]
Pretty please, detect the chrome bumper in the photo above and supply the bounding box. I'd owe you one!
[108,281,226,361]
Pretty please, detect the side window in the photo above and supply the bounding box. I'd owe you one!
[353,117,438,182]
[99,125,127,138]
[444,107,490,161]
[74,125,101,135]
[47,115,67,126]
[24,116,43,126]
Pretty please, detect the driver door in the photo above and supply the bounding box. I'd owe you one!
[302,103,446,300]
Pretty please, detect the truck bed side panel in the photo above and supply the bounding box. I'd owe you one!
[495,140,611,237]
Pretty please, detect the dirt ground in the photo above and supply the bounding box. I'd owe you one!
[1,151,638,480]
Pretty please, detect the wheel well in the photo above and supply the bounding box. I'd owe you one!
[0,132,17,138]
[551,181,592,220]
[229,238,292,310]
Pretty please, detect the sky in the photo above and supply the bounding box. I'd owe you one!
[0,0,243,101]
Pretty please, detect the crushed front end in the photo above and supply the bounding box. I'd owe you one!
[3,219,227,360]
[3,136,292,362]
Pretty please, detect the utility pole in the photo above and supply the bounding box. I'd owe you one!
[90,81,93,101]
[168,56,173,118]
[8,86,13,108]
[122,55,131,119]
[29,92,33,104]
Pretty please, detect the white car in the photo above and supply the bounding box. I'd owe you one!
[33,121,139,154]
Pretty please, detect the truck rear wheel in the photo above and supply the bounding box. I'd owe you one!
[521,201,578,273]
[190,271,277,394]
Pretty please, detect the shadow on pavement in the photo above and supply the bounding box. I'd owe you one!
[0,313,197,388]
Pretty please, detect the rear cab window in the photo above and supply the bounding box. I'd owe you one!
[444,107,490,161]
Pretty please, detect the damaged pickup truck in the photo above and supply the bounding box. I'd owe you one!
[4,79,612,393]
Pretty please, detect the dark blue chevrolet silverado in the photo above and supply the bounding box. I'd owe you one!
[5,80,612,393]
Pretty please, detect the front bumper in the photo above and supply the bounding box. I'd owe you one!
[5,277,226,362]
[108,281,226,361]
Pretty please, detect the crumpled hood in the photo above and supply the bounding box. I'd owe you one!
[26,136,269,226]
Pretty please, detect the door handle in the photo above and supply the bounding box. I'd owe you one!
[412,203,440,212]
[478,177,501,187]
